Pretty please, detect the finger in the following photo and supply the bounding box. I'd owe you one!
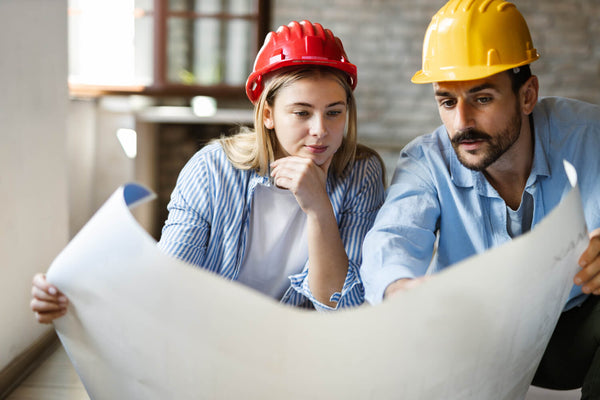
[271,160,308,186]
[575,235,600,292]
[578,235,600,268]
[275,158,324,182]
[574,260,600,294]
[32,273,61,296]
[273,166,323,196]
[270,161,290,184]
[34,309,67,324]
[270,156,296,171]
[271,156,310,172]
[272,175,294,190]
[31,285,56,301]
[271,163,299,180]
[32,285,68,305]
[582,272,600,295]
[384,278,417,298]
[30,298,67,314]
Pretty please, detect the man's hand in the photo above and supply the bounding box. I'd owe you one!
[384,277,429,299]
[575,228,600,295]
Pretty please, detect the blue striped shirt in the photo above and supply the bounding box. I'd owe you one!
[158,143,385,311]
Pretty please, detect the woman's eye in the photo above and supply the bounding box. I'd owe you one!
[294,111,309,117]
[328,109,343,116]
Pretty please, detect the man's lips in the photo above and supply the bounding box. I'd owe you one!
[452,130,491,152]
[457,138,485,151]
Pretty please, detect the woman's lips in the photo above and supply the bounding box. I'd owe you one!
[306,145,328,154]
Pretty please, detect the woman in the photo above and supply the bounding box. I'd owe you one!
[31,20,385,320]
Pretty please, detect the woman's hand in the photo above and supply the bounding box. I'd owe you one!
[270,155,331,217]
[30,273,68,324]
[271,155,347,307]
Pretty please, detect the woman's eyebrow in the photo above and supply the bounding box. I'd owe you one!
[287,100,346,108]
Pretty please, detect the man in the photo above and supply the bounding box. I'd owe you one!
[360,0,600,397]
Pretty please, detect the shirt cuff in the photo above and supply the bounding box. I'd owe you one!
[363,265,416,305]
[289,263,363,312]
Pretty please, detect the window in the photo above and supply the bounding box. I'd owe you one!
[68,0,270,98]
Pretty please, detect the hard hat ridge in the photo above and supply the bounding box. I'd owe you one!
[245,20,357,103]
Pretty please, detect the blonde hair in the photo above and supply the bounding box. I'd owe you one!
[216,66,381,179]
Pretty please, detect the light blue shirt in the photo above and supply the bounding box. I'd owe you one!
[361,97,600,310]
[158,143,385,311]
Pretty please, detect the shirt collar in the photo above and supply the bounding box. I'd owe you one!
[530,103,551,181]
[250,172,271,187]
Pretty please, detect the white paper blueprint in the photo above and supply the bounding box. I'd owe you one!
[47,162,588,400]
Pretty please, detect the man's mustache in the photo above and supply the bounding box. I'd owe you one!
[451,129,492,145]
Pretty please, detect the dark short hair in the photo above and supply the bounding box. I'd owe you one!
[508,64,532,94]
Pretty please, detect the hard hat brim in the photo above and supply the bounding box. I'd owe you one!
[411,55,540,84]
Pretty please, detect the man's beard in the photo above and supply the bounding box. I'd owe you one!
[450,109,522,172]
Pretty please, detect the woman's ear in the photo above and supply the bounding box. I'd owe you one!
[263,105,274,130]
[520,75,539,116]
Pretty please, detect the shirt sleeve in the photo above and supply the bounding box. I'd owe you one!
[360,149,440,305]
[289,155,386,311]
[157,151,212,268]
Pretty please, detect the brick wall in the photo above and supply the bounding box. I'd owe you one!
[153,1,599,227]
[271,0,600,152]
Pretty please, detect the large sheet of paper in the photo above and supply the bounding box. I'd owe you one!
[47,162,588,400]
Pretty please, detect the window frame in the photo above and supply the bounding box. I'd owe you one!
[69,0,270,99]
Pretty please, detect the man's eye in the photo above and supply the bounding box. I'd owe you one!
[477,97,492,104]
[440,99,456,108]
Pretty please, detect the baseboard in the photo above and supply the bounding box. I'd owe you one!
[0,329,59,399]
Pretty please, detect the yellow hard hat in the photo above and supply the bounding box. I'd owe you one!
[412,0,540,83]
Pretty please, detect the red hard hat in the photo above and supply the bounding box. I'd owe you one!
[245,20,357,103]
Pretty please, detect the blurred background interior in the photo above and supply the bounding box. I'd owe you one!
[1,0,598,398]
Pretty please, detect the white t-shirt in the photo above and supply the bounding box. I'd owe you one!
[237,183,308,300]
[506,191,534,238]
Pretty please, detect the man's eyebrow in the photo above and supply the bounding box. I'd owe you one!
[468,83,497,93]
[435,83,498,97]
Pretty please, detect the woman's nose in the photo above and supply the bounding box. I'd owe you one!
[310,115,327,138]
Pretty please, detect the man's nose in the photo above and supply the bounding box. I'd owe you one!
[453,100,475,133]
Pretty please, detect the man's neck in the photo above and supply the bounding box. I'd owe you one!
[484,118,534,210]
